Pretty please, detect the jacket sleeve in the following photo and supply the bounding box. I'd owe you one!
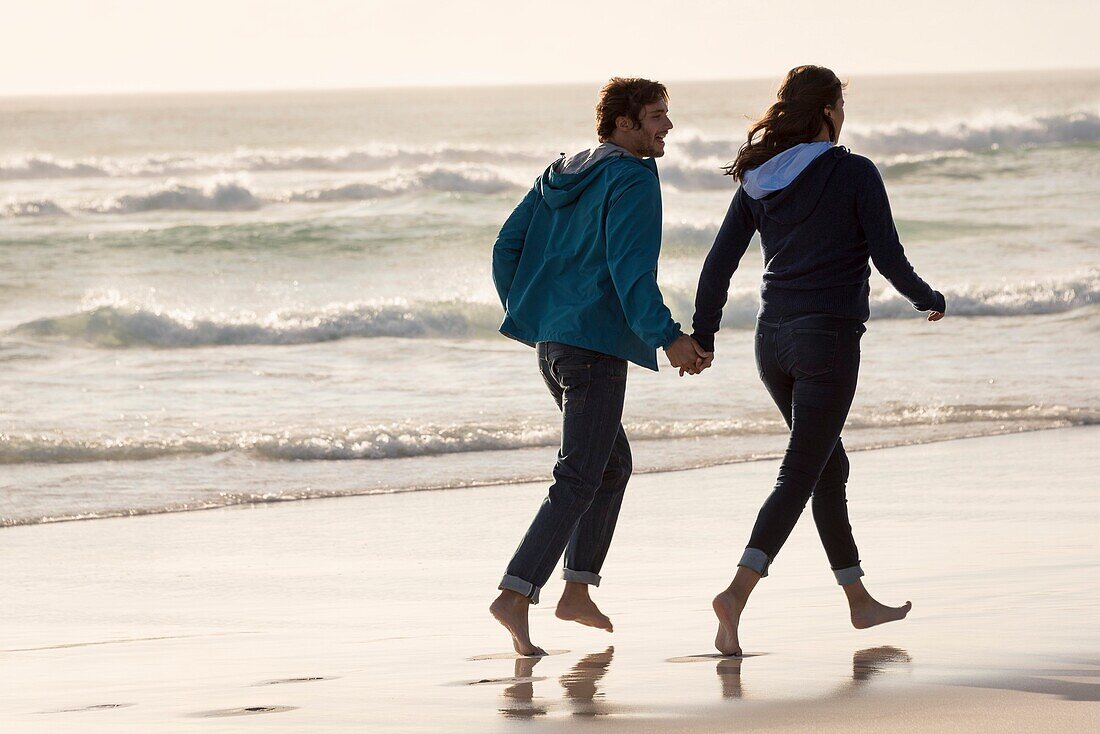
[605,176,682,350]
[491,185,539,311]
[857,164,947,314]
[691,187,756,352]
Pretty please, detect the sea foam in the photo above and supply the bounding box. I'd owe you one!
[10,272,1097,348]
[3,111,1096,185]
[2,403,1091,467]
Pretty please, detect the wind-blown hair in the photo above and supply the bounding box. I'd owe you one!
[725,65,846,181]
[596,77,668,142]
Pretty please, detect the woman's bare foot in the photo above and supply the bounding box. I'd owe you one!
[490,590,547,656]
[555,582,613,632]
[712,591,746,656]
[842,579,912,629]
[712,566,761,656]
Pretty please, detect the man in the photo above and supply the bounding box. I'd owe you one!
[489,77,711,655]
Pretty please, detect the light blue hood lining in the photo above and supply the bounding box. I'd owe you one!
[742,141,834,200]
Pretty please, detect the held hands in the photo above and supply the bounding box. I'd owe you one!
[664,335,713,377]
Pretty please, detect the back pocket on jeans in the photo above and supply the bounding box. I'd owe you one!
[791,328,838,378]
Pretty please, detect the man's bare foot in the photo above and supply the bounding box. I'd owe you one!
[491,590,547,656]
[555,582,613,632]
[842,579,911,629]
[712,590,747,656]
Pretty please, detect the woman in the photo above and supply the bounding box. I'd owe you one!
[691,65,946,656]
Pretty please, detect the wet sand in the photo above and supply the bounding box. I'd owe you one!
[2,427,1098,732]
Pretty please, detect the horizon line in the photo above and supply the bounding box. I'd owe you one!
[2,65,1099,101]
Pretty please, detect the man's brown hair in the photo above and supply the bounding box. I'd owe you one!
[595,77,669,142]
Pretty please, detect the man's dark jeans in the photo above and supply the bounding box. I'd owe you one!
[741,315,866,585]
[499,342,632,603]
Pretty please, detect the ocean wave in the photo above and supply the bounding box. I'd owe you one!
[0,155,111,180]
[2,167,520,217]
[285,167,520,201]
[3,110,1096,190]
[2,198,69,217]
[0,145,549,182]
[1,404,1093,467]
[872,271,1099,318]
[90,182,262,213]
[845,111,1100,155]
[659,162,735,191]
[12,299,503,347]
[10,272,1098,348]
[287,182,396,202]
[671,110,1100,170]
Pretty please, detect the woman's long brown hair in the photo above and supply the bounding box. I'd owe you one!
[725,65,846,181]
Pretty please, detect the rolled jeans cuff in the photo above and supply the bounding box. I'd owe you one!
[738,547,771,578]
[562,569,601,586]
[499,574,541,605]
[833,565,865,586]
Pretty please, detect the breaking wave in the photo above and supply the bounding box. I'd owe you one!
[1,167,522,217]
[671,110,1100,176]
[0,145,548,182]
[4,111,1096,187]
[2,403,1092,467]
[10,272,1097,348]
[12,299,504,347]
[91,182,262,213]
[1,199,68,217]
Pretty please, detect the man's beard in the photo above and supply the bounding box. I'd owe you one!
[636,138,664,158]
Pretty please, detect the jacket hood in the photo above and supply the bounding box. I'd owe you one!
[537,143,653,209]
[744,143,848,225]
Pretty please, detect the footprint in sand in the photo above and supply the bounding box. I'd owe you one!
[38,703,134,714]
[447,675,548,687]
[666,653,766,663]
[468,649,569,661]
[255,676,338,686]
[188,705,298,717]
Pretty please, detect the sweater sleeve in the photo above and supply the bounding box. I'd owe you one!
[491,184,539,311]
[605,176,682,351]
[691,187,756,352]
[856,164,947,314]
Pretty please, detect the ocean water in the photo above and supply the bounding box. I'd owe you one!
[2,70,1098,525]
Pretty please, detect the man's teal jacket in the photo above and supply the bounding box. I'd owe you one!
[491,145,681,371]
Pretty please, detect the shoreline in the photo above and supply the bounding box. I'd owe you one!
[3,426,1098,731]
[3,419,1088,529]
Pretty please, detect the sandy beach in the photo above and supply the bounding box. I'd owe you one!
[3,426,1098,732]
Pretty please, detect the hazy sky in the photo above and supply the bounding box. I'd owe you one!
[4,0,1098,95]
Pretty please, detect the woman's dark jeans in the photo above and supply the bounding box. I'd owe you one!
[499,342,632,603]
[741,315,866,585]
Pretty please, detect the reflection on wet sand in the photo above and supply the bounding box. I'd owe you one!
[712,646,914,700]
[497,647,617,719]
[851,646,913,683]
[498,657,547,719]
[716,657,744,699]
[560,647,615,716]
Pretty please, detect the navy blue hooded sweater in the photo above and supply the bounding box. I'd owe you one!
[691,146,946,352]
